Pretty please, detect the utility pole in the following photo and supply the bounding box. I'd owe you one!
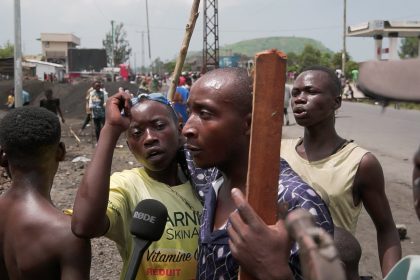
[136,30,146,73]
[14,0,23,107]
[134,52,137,74]
[145,0,152,65]
[111,20,115,67]
[141,31,145,72]
[342,0,347,78]
[111,20,115,81]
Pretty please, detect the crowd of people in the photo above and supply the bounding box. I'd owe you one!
[0,62,419,280]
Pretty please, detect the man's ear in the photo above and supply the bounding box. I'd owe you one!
[244,112,252,136]
[57,142,66,162]
[0,150,11,179]
[333,95,342,110]
[0,148,8,168]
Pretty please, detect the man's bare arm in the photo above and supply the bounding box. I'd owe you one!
[355,153,401,277]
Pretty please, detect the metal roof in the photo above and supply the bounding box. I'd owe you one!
[347,20,420,37]
[25,59,64,68]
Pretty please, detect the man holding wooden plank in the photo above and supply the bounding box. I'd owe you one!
[182,67,333,280]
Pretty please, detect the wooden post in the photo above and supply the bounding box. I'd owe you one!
[240,49,287,280]
[167,0,201,101]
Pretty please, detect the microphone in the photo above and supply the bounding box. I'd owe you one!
[124,199,168,280]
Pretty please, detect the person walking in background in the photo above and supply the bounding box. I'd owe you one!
[137,80,150,95]
[172,78,190,126]
[345,80,355,101]
[284,84,291,126]
[351,69,359,83]
[40,89,65,123]
[5,89,14,109]
[22,90,31,106]
[80,82,95,133]
[88,81,108,141]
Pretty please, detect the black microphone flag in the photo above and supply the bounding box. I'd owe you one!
[125,199,168,280]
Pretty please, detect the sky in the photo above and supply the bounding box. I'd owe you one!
[1,0,420,68]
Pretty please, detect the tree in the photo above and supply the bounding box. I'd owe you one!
[299,44,322,70]
[330,51,351,70]
[0,41,14,58]
[320,52,332,67]
[399,37,419,58]
[103,22,132,66]
[163,61,176,73]
[286,51,300,73]
[151,57,165,74]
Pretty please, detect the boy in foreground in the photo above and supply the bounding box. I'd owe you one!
[0,107,91,279]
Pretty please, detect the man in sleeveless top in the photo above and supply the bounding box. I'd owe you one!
[280,65,401,277]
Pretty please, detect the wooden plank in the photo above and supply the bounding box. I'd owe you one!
[240,49,287,280]
[246,49,287,224]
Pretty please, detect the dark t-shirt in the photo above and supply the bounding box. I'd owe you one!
[40,98,60,115]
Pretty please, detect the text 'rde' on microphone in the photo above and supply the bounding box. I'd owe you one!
[124,199,168,280]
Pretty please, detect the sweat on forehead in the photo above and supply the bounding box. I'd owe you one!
[200,67,252,90]
[196,67,253,113]
[299,66,341,96]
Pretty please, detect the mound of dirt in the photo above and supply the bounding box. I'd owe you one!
[0,80,141,119]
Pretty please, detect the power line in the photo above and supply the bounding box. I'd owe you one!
[92,0,109,21]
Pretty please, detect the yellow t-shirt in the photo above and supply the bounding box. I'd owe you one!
[106,167,202,280]
[281,138,368,234]
[7,94,14,107]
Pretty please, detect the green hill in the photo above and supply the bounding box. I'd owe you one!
[219,36,333,57]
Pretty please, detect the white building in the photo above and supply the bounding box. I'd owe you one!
[24,59,65,81]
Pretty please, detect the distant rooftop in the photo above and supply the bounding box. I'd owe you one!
[25,59,64,68]
[40,33,80,45]
[348,20,420,37]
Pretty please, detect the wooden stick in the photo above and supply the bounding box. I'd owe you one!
[68,125,81,146]
[167,0,200,101]
[240,49,287,280]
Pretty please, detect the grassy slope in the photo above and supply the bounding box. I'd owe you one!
[219,36,333,57]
